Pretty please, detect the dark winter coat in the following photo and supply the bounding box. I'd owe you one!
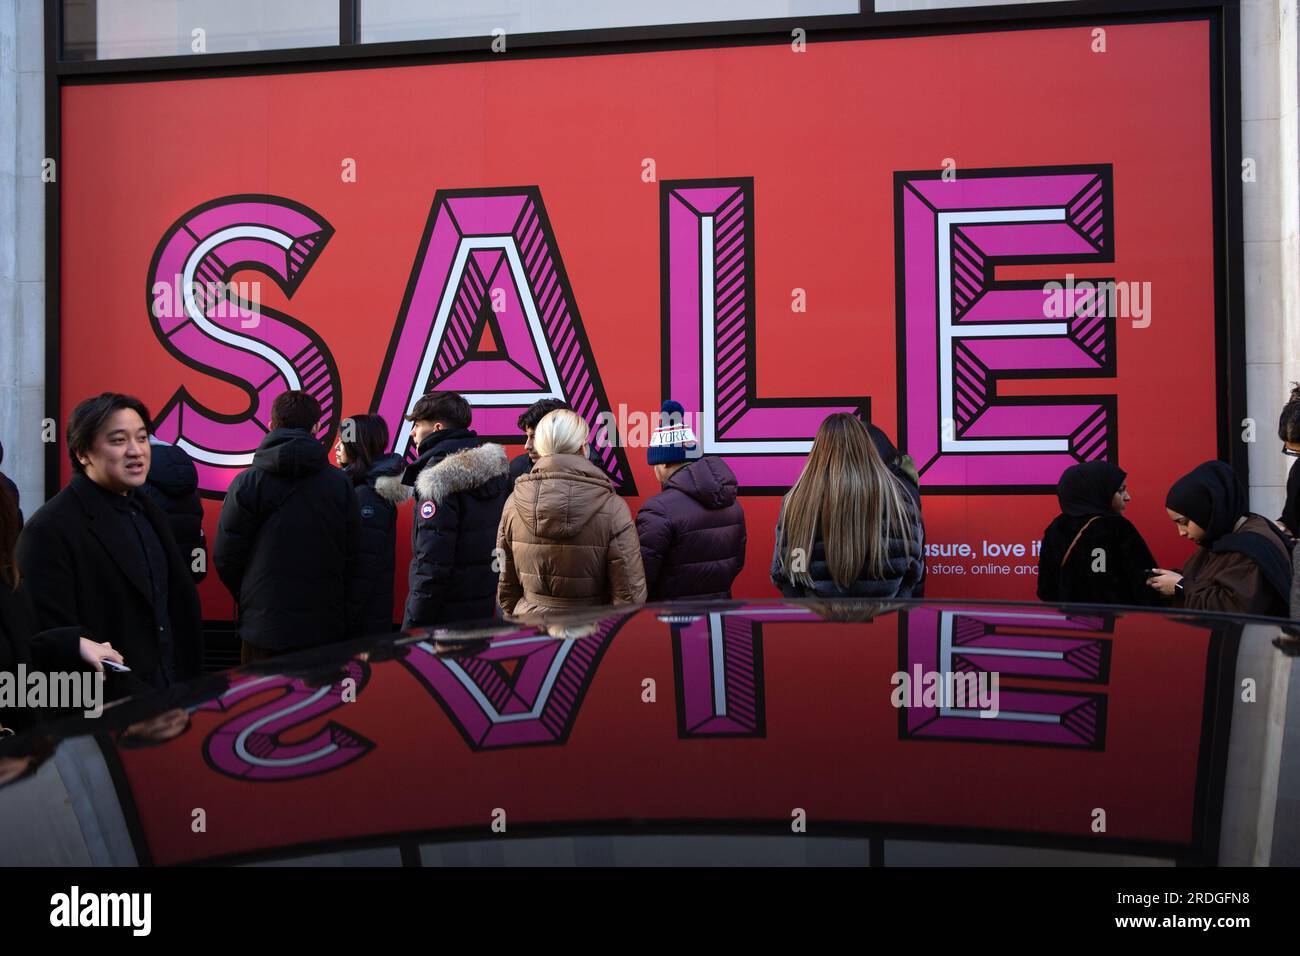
[352,453,409,636]
[635,457,746,600]
[1037,513,1162,606]
[508,453,533,489]
[214,428,362,651]
[1166,462,1293,617]
[0,583,86,734]
[497,453,647,616]
[16,473,203,694]
[402,429,511,629]
[1175,515,1291,617]
[769,491,925,599]
[140,439,206,583]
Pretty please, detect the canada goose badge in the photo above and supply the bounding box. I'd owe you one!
[420,500,436,520]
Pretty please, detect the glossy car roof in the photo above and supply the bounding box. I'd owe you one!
[2,599,1296,866]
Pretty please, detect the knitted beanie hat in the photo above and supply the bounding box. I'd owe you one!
[647,400,698,465]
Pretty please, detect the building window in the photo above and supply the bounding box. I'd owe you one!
[358,0,860,44]
[61,0,340,61]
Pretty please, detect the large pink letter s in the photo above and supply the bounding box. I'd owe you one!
[147,195,340,496]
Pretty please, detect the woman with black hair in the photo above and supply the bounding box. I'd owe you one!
[1148,461,1293,616]
[1037,461,1161,606]
[1277,384,1300,535]
[335,414,408,635]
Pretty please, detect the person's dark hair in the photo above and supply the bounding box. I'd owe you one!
[1279,383,1300,443]
[271,390,322,432]
[406,391,471,430]
[0,483,20,589]
[517,398,571,432]
[66,393,151,474]
[340,413,390,483]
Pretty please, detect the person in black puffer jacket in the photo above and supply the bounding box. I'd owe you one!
[335,413,410,636]
[636,400,746,600]
[771,413,924,599]
[140,438,207,583]
[401,392,511,628]
[214,391,362,661]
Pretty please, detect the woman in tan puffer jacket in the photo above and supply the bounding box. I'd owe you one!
[497,410,647,617]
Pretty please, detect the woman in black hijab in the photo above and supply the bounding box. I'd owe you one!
[1037,461,1161,606]
[1148,461,1292,616]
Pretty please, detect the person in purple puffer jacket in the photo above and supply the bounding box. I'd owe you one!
[635,400,747,601]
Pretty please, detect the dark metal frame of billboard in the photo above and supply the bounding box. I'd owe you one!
[41,0,1245,501]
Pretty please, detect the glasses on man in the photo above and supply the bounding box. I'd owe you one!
[1284,445,1300,458]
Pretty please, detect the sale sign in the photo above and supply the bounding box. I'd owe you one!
[58,17,1222,614]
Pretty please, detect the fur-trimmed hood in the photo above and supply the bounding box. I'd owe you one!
[416,443,510,504]
[365,453,411,505]
[374,474,412,504]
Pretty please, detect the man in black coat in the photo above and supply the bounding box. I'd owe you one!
[214,391,362,662]
[2,480,126,733]
[401,392,511,628]
[140,437,207,584]
[17,393,204,697]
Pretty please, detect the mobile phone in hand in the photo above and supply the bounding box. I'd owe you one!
[102,659,131,673]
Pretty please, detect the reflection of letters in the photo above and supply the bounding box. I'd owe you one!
[371,188,635,492]
[897,166,1117,491]
[400,617,627,750]
[661,180,870,493]
[900,607,1111,748]
[668,607,813,738]
[196,661,373,781]
[147,196,340,497]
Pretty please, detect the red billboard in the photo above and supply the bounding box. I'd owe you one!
[58,16,1225,616]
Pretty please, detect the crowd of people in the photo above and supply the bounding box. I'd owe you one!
[1034,383,1300,617]
[2,382,1300,735]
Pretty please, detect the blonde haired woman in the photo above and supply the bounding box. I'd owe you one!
[771,413,924,598]
[497,409,647,616]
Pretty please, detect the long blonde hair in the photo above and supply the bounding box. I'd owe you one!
[777,414,916,589]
